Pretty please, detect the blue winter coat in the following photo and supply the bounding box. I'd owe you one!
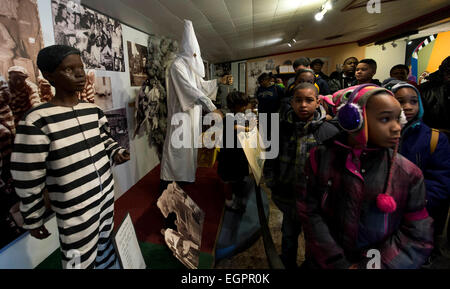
[394,83,450,211]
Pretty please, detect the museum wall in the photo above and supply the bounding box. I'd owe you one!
[0,0,161,268]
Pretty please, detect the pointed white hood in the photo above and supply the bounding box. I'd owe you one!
[179,19,205,78]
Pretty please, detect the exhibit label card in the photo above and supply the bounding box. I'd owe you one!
[113,213,146,269]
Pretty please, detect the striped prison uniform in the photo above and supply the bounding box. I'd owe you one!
[11,102,125,269]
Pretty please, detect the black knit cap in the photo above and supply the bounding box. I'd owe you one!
[37,45,81,73]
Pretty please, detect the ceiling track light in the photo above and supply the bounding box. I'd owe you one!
[288,43,292,47]
[315,1,333,21]
[292,38,296,43]
[391,41,398,48]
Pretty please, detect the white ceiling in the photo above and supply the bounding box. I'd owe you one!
[81,0,450,63]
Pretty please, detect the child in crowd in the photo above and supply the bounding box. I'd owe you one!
[328,57,358,93]
[256,72,283,141]
[218,91,255,212]
[387,80,450,266]
[255,72,283,114]
[11,45,130,269]
[282,69,317,115]
[298,84,434,269]
[263,83,339,268]
[354,59,382,86]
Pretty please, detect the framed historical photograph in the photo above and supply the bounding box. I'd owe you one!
[127,41,149,86]
[105,107,130,151]
[157,182,205,269]
[94,76,113,110]
[51,0,125,71]
[0,0,44,83]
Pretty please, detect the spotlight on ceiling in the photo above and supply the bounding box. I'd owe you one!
[292,38,297,43]
[288,43,292,47]
[381,44,386,51]
[324,0,333,10]
[408,41,413,45]
[315,10,325,21]
[391,41,398,48]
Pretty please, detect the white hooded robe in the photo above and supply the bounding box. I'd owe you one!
[160,20,217,182]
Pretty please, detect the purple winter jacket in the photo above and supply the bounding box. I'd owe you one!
[297,139,434,269]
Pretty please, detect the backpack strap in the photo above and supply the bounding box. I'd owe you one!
[430,129,439,154]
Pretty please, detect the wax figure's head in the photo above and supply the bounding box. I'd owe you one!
[0,75,11,105]
[8,66,29,88]
[356,59,377,84]
[342,57,358,76]
[390,64,409,81]
[227,75,234,86]
[179,19,205,78]
[290,82,319,122]
[37,45,86,94]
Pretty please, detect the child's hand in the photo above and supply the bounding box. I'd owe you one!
[114,150,130,165]
[30,225,51,240]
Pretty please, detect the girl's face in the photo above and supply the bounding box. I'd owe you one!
[366,93,402,148]
[394,87,419,122]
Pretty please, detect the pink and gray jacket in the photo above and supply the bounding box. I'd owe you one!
[297,85,434,269]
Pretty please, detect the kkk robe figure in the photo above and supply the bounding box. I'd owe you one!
[160,20,219,183]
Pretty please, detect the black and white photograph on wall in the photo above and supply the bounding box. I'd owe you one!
[51,0,125,72]
[0,0,44,83]
[127,41,149,86]
[94,76,113,111]
[157,182,205,269]
[213,62,231,78]
[0,0,45,250]
[105,108,129,151]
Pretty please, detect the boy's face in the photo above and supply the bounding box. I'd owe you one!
[390,68,408,81]
[44,54,86,92]
[355,63,375,83]
[343,58,358,75]
[394,87,419,122]
[312,63,322,74]
[366,93,402,148]
[291,88,319,121]
[260,77,271,88]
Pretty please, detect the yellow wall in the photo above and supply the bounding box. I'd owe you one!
[426,31,450,73]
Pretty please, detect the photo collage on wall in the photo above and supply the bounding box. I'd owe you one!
[0,0,46,250]
[51,0,125,72]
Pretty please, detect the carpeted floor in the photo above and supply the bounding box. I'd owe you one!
[37,163,226,269]
[214,185,305,269]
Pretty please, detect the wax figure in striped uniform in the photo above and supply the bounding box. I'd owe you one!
[11,45,130,269]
